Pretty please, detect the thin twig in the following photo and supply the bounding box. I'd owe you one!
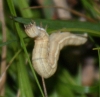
[53,0,72,19]
[24,5,97,23]
[41,77,48,97]
[0,0,7,95]
[16,89,20,97]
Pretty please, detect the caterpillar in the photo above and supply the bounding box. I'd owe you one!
[24,22,87,78]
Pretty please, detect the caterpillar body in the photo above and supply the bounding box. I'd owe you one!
[24,22,87,78]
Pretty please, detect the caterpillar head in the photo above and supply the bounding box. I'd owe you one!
[24,22,48,39]
[24,22,40,38]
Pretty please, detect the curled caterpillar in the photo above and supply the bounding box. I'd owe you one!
[24,22,87,78]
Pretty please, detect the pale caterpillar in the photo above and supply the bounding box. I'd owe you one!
[24,22,87,78]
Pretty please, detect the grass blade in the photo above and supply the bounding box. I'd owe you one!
[7,0,44,97]
[12,17,100,36]
[17,54,34,97]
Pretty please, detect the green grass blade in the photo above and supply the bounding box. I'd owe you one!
[0,39,18,47]
[97,50,100,96]
[15,0,33,18]
[64,83,99,93]
[12,17,100,36]
[7,0,44,97]
[17,54,34,97]
[58,69,99,94]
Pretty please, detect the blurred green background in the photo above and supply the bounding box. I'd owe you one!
[0,0,100,97]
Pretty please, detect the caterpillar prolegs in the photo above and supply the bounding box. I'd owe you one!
[24,22,87,78]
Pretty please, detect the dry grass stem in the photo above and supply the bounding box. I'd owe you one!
[0,0,7,96]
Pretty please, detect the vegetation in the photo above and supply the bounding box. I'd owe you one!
[0,0,100,97]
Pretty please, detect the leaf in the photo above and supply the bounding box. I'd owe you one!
[11,16,100,36]
[17,54,34,97]
[0,39,18,47]
[64,83,99,93]
[58,68,99,94]
[97,49,100,95]
[7,0,44,96]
